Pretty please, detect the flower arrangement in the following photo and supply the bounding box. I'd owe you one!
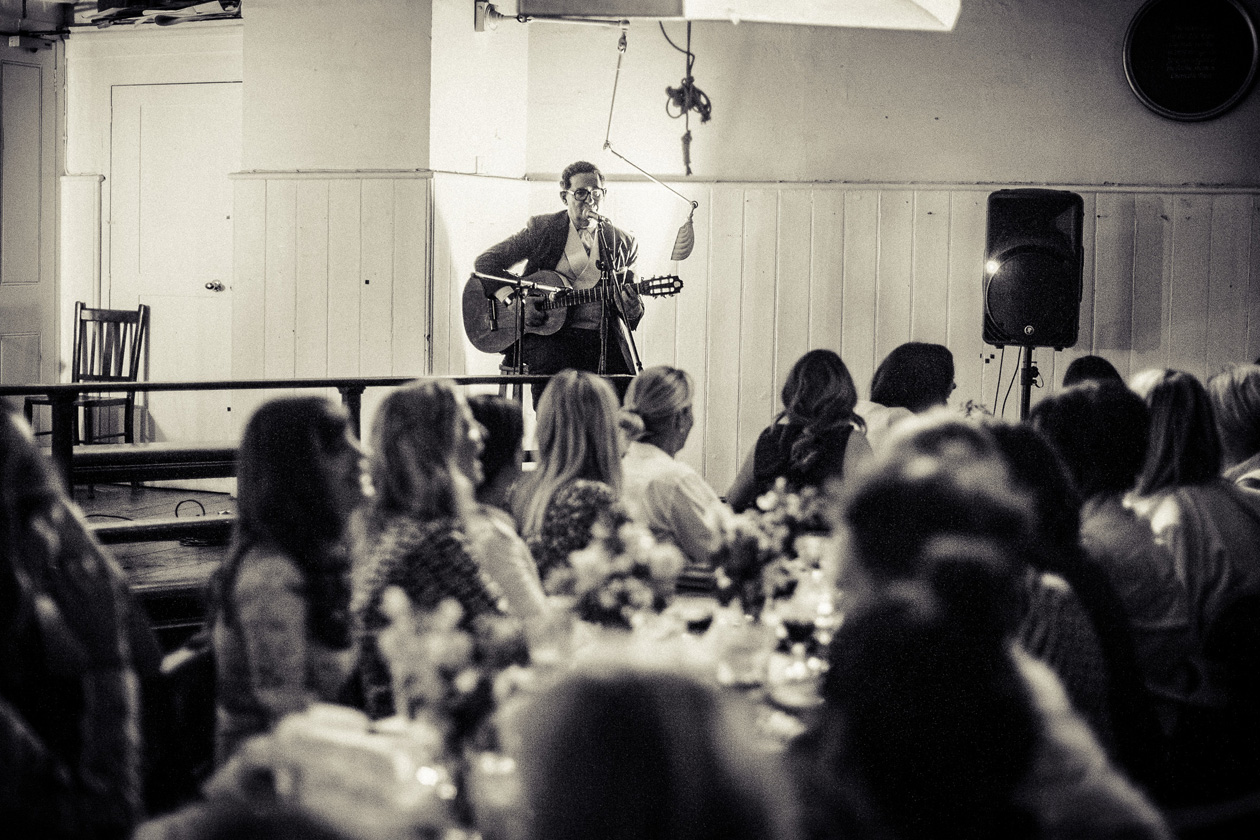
[541,514,687,630]
[712,479,831,617]
[375,588,529,754]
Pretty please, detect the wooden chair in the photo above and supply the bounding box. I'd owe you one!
[25,302,150,444]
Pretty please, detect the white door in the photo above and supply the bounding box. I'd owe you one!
[109,81,241,446]
[0,48,58,389]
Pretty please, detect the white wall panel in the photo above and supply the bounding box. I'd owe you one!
[294,180,330,378]
[327,180,363,378]
[232,172,433,400]
[348,176,1260,485]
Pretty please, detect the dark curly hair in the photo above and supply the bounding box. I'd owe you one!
[560,160,603,190]
[778,349,862,477]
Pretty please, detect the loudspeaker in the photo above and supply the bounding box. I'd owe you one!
[983,189,1084,349]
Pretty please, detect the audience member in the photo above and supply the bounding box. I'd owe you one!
[468,393,527,516]
[1128,369,1260,651]
[1030,384,1195,737]
[1207,363,1260,490]
[1127,368,1260,801]
[1,404,145,839]
[465,394,546,619]
[515,665,798,840]
[353,381,505,719]
[807,454,1172,840]
[855,342,955,451]
[620,366,731,566]
[212,397,366,763]
[794,547,1040,840]
[513,369,627,580]
[869,341,956,412]
[988,420,1167,791]
[727,349,873,511]
[1062,354,1124,387]
[863,415,1169,782]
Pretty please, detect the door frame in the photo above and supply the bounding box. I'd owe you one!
[0,39,62,391]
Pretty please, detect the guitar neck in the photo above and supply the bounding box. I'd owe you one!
[539,280,647,311]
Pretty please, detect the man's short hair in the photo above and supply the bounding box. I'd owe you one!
[560,161,603,190]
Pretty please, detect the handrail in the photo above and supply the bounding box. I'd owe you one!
[0,373,578,397]
[4,373,634,489]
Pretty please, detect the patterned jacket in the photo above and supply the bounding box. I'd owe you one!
[352,514,504,719]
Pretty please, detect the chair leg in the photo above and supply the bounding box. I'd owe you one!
[83,406,95,446]
[124,398,135,444]
[499,364,526,404]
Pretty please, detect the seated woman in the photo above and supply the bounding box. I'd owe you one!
[1127,368,1260,801]
[213,397,366,764]
[988,420,1168,793]
[797,455,1172,840]
[1128,369,1260,666]
[855,341,955,452]
[466,394,546,619]
[353,380,506,719]
[468,393,526,517]
[620,365,731,567]
[875,414,1118,753]
[727,349,873,511]
[513,369,627,581]
[1,404,146,839]
[1207,363,1260,490]
[1031,383,1196,740]
[514,665,798,840]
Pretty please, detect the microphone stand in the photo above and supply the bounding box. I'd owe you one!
[596,217,643,374]
[474,272,565,376]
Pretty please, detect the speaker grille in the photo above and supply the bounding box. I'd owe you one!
[984,247,1079,346]
[983,190,1083,349]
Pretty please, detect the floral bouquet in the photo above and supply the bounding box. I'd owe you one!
[712,478,831,617]
[375,588,528,755]
[541,515,687,630]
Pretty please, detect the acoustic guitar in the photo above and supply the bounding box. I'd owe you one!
[462,269,683,354]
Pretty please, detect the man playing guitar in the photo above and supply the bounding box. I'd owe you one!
[474,161,643,398]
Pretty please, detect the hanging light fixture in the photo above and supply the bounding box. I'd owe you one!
[602,25,701,260]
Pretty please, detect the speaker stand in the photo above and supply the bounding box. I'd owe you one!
[1019,346,1040,420]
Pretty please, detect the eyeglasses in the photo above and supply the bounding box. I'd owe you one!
[564,187,606,203]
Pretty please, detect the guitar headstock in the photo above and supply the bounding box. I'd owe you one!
[641,275,684,298]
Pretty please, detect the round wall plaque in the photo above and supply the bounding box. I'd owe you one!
[1124,0,1259,120]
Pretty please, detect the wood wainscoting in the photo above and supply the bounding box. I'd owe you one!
[503,182,1260,492]
[248,175,1259,493]
[231,170,433,432]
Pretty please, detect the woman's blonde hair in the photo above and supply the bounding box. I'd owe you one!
[369,379,474,523]
[619,366,692,445]
[517,370,622,537]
